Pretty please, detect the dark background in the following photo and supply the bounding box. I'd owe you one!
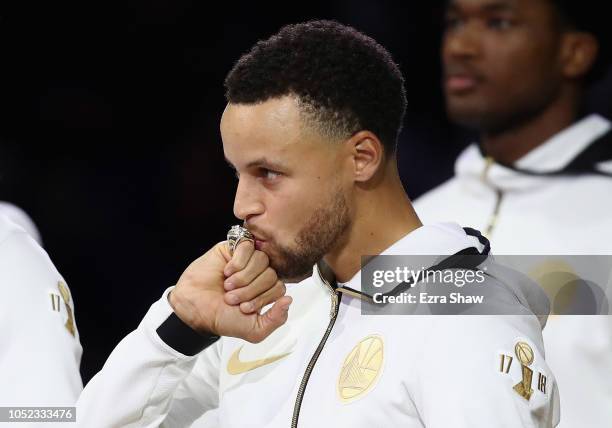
[0,1,610,384]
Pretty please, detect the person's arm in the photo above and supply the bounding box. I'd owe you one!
[77,241,291,427]
[415,315,560,427]
[0,228,83,406]
[76,288,221,427]
[164,341,224,427]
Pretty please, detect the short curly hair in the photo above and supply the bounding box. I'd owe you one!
[224,20,407,155]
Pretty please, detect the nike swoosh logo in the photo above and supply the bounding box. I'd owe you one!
[227,345,291,375]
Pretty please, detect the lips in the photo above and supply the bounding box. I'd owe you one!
[245,226,267,250]
[446,75,480,92]
[248,231,266,242]
[444,65,484,94]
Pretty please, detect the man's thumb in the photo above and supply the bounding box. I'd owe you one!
[252,296,292,342]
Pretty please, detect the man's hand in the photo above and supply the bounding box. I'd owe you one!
[169,241,291,343]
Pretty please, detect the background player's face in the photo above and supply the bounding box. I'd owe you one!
[221,95,351,281]
[442,0,566,133]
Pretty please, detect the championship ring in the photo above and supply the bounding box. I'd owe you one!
[227,225,255,256]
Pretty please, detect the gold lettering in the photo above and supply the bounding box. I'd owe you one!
[538,372,547,394]
[50,294,60,312]
[499,354,513,373]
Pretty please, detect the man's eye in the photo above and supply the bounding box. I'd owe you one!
[263,169,281,180]
[444,16,464,31]
[488,18,512,30]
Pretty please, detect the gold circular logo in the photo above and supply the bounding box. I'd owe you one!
[514,341,534,366]
[337,335,384,403]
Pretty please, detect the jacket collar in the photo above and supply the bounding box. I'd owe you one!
[515,114,611,172]
[455,114,612,191]
[314,223,489,301]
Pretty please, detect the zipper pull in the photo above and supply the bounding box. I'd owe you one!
[330,292,339,319]
[481,156,495,182]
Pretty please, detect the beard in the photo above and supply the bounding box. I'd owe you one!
[266,189,350,282]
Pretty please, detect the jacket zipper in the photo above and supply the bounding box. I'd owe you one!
[482,156,504,238]
[291,278,341,428]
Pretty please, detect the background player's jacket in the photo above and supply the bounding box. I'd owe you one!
[415,114,612,428]
[77,223,559,427]
[0,211,83,407]
[0,202,42,245]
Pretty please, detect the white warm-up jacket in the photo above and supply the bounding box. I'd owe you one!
[0,212,83,408]
[77,223,559,427]
[415,114,612,428]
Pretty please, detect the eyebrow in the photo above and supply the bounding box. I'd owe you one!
[224,157,287,171]
[447,0,515,13]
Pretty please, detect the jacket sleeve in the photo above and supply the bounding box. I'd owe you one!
[76,288,221,428]
[0,227,83,407]
[415,315,560,428]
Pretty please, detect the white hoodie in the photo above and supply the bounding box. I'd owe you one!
[415,114,612,428]
[77,223,559,427]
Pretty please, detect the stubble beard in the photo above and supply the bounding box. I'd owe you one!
[267,189,351,282]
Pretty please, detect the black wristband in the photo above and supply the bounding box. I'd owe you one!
[156,312,220,356]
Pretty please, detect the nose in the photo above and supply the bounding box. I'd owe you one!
[443,23,481,61]
[233,176,265,221]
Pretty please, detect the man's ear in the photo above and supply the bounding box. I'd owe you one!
[347,131,385,182]
[561,32,599,79]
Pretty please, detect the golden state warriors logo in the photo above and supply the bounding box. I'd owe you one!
[337,335,384,403]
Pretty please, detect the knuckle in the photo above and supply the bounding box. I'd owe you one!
[254,250,269,266]
[263,267,277,284]
[251,289,265,305]
[231,287,248,302]
[235,246,252,262]
[225,259,238,272]
[241,284,258,300]
[223,292,238,305]
[230,271,247,287]
[253,293,271,312]
[178,271,196,287]
[231,255,249,272]
[269,286,283,300]
[230,257,246,271]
